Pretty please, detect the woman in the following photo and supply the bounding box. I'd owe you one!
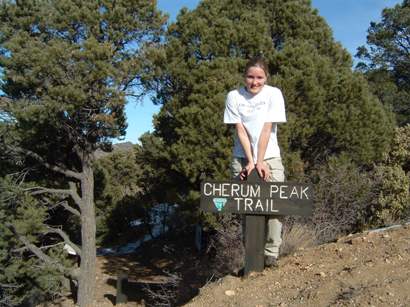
[223,56,286,267]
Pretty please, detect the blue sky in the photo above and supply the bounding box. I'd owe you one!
[122,0,403,144]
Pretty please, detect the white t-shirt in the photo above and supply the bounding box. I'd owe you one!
[224,85,286,162]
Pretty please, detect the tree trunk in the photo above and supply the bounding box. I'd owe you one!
[77,161,96,307]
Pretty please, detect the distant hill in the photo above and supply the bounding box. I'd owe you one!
[113,141,134,152]
[94,141,135,159]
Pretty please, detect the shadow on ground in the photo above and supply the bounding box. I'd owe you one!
[100,232,214,306]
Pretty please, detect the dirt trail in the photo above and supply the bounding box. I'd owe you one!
[187,225,410,307]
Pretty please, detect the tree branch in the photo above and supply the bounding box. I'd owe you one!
[29,187,72,196]
[60,200,81,217]
[39,195,81,217]
[44,226,82,257]
[6,223,79,280]
[68,181,83,209]
[12,242,64,253]
[11,146,82,180]
[27,184,83,209]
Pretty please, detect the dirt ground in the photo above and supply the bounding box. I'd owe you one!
[52,224,410,307]
[187,224,410,307]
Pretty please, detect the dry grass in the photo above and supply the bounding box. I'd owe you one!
[280,222,316,256]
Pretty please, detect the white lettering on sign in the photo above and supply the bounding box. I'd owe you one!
[250,185,260,197]
[280,185,288,199]
[203,183,262,198]
[255,199,264,211]
[234,197,243,211]
[301,186,309,199]
[204,182,310,200]
[233,197,280,213]
[270,185,279,196]
[289,186,299,199]
[269,185,310,200]
[213,184,222,195]
[203,183,212,196]
[270,200,277,212]
[244,198,253,211]
[231,184,240,197]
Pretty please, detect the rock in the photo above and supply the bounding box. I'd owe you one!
[348,236,366,245]
[225,290,236,296]
[248,271,258,278]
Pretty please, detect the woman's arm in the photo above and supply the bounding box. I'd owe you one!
[235,123,255,180]
[256,122,273,180]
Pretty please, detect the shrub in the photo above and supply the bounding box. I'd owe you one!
[311,155,373,243]
[385,125,410,171]
[280,218,316,256]
[367,165,410,227]
[206,214,244,277]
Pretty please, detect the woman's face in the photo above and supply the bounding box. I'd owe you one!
[245,66,267,95]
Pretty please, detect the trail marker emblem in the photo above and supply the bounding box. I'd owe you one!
[212,197,227,211]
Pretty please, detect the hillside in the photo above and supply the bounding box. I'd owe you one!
[50,224,410,306]
[187,224,410,307]
[94,141,135,159]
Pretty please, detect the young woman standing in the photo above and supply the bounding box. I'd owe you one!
[223,56,287,267]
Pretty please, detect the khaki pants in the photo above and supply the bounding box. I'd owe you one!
[231,157,284,258]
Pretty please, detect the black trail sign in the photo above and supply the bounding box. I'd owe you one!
[201,181,313,216]
[200,171,314,275]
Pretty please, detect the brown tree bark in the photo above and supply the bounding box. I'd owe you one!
[77,159,96,307]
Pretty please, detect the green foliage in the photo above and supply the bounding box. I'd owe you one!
[311,155,372,243]
[0,0,166,304]
[384,125,410,172]
[272,41,393,166]
[0,0,166,157]
[368,164,410,226]
[94,148,142,205]
[365,126,410,226]
[0,176,71,306]
[94,148,146,244]
[142,0,394,223]
[313,127,410,239]
[356,0,410,125]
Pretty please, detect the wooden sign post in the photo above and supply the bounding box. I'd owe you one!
[200,171,313,275]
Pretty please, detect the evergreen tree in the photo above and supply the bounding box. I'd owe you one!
[143,0,394,219]
[93,147,146,244]
[0,175,73,306]
[356,0,410,125]
[0,1,165,305]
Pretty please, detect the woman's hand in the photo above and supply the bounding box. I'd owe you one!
[240,162,255,180]
[255,161,270,181]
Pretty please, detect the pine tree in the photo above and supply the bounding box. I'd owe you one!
[0,175,75,306]
[93,147,145,244]
[143,0,394,218]
[0,1,165,305]
[356,0,410,125]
